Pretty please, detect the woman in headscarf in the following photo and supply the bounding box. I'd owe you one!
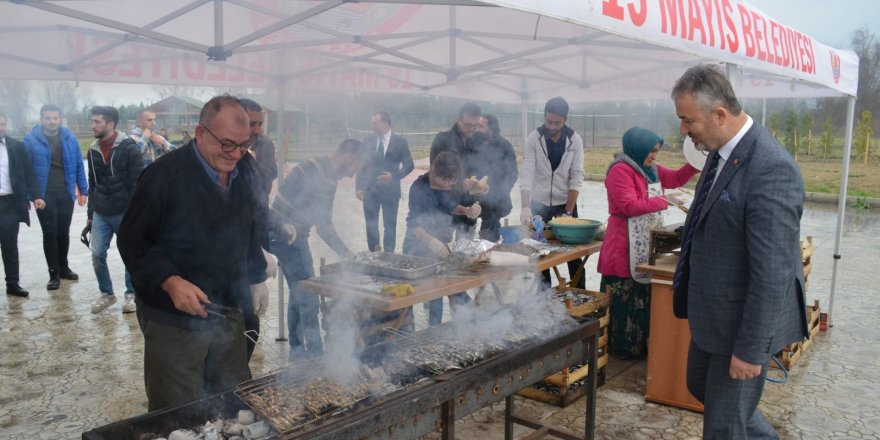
[597,127,699,359]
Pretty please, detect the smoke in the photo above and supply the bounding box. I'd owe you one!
[302,264,576,385]
[441,274,576,346]
[316,284,363,384]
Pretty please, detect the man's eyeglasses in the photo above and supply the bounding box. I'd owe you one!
[200,124,257,153]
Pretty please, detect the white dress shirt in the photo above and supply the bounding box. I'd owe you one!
[0,137,13,195]
[715,115,754,177]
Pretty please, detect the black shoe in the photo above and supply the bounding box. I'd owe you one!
[59,268,79,280]
[6,284,29,297]
[47,277,61,290]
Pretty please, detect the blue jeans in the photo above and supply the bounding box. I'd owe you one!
[91,213,133,296]
[277,239,324,356]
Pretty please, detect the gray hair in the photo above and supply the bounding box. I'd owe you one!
[672,65,742,116]
[199,95,246,128]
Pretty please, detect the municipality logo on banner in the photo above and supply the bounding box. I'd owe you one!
[830,50,841,84]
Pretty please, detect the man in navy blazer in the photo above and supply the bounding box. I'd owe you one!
[356,112,414,253]
[672,65,808,438]
[0,112,46,297]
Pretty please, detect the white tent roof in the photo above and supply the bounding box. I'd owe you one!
[0,0,858,103]
[0,0,861,329]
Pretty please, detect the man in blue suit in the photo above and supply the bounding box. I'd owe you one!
[672,64,808,438]
[356,111,414,253]
[24,104,88,290]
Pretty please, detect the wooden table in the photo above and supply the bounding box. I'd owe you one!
[636,256,704,412]
[300,241,602,311]
[536,241,602,288]
[298,241,603,341]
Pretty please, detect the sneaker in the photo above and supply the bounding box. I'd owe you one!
[122,294,136,313]
[90,295,117,314]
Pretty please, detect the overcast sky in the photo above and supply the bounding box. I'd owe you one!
[746,0,877,48]
[83,1,876,106]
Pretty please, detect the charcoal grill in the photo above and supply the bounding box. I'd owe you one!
[83,317,600,440]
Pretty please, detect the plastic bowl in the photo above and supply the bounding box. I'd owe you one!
[549,219,603,244]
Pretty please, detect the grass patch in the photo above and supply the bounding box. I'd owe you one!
[583,149,880,199]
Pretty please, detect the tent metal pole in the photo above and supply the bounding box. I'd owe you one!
[761,98,767,126]
[520,79,528,151]
[828,96,856,328]
[213,0,223,48]
[275,77,288,342]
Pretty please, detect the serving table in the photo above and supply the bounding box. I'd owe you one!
[636,255,704,412]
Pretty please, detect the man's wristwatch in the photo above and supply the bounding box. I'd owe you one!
[563,210,573,216]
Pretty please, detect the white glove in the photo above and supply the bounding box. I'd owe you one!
[262,248,277,278]
[520,207,533,226]
[250,282,270,317]
[427,237,450,258]
[665,190,688,206]
[464,202,482,219]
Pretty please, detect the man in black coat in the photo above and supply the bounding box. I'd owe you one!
[0,112,46,297]
[429,102,484,234]
[118,96,268,411]
[468,114,518,241]
[356,111,414,253]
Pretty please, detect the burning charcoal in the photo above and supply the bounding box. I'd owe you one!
[224,422,244,436]
[167,430,198,440]
[202,420,219,440]
[237,409,256,425]
[243,420,271,439]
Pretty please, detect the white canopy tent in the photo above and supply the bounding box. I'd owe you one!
[1,0,859,330]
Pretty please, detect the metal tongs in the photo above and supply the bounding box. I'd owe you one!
[204,302,242,320]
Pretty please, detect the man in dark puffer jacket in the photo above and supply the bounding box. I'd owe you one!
[85,106,143,314]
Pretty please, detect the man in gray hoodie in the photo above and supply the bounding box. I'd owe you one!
[519,97,586,289]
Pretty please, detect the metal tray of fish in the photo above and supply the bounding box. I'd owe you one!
[323,252,444,280]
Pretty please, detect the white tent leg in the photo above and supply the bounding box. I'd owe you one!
[275,78,288,342]
[761,98,767,126]
[827,96,856,328]
[520,79,528,149]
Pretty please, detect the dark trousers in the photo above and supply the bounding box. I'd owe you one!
[687,341,778,439]
[478,204,505,242]
[363,191,400,253]
[0,196,21,285]
[136,303,251,412]
[36,191,74,275]
[532,202,585,289]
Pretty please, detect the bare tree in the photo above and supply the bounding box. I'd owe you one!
[0,80,31,135]
[851,26,880,120]
[40,81,79,116]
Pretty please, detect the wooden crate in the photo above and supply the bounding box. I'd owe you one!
[802,236,813,290]
[771,299,821,370]
[517,288,609,408]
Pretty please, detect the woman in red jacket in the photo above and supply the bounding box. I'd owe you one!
[597,127,698,359]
